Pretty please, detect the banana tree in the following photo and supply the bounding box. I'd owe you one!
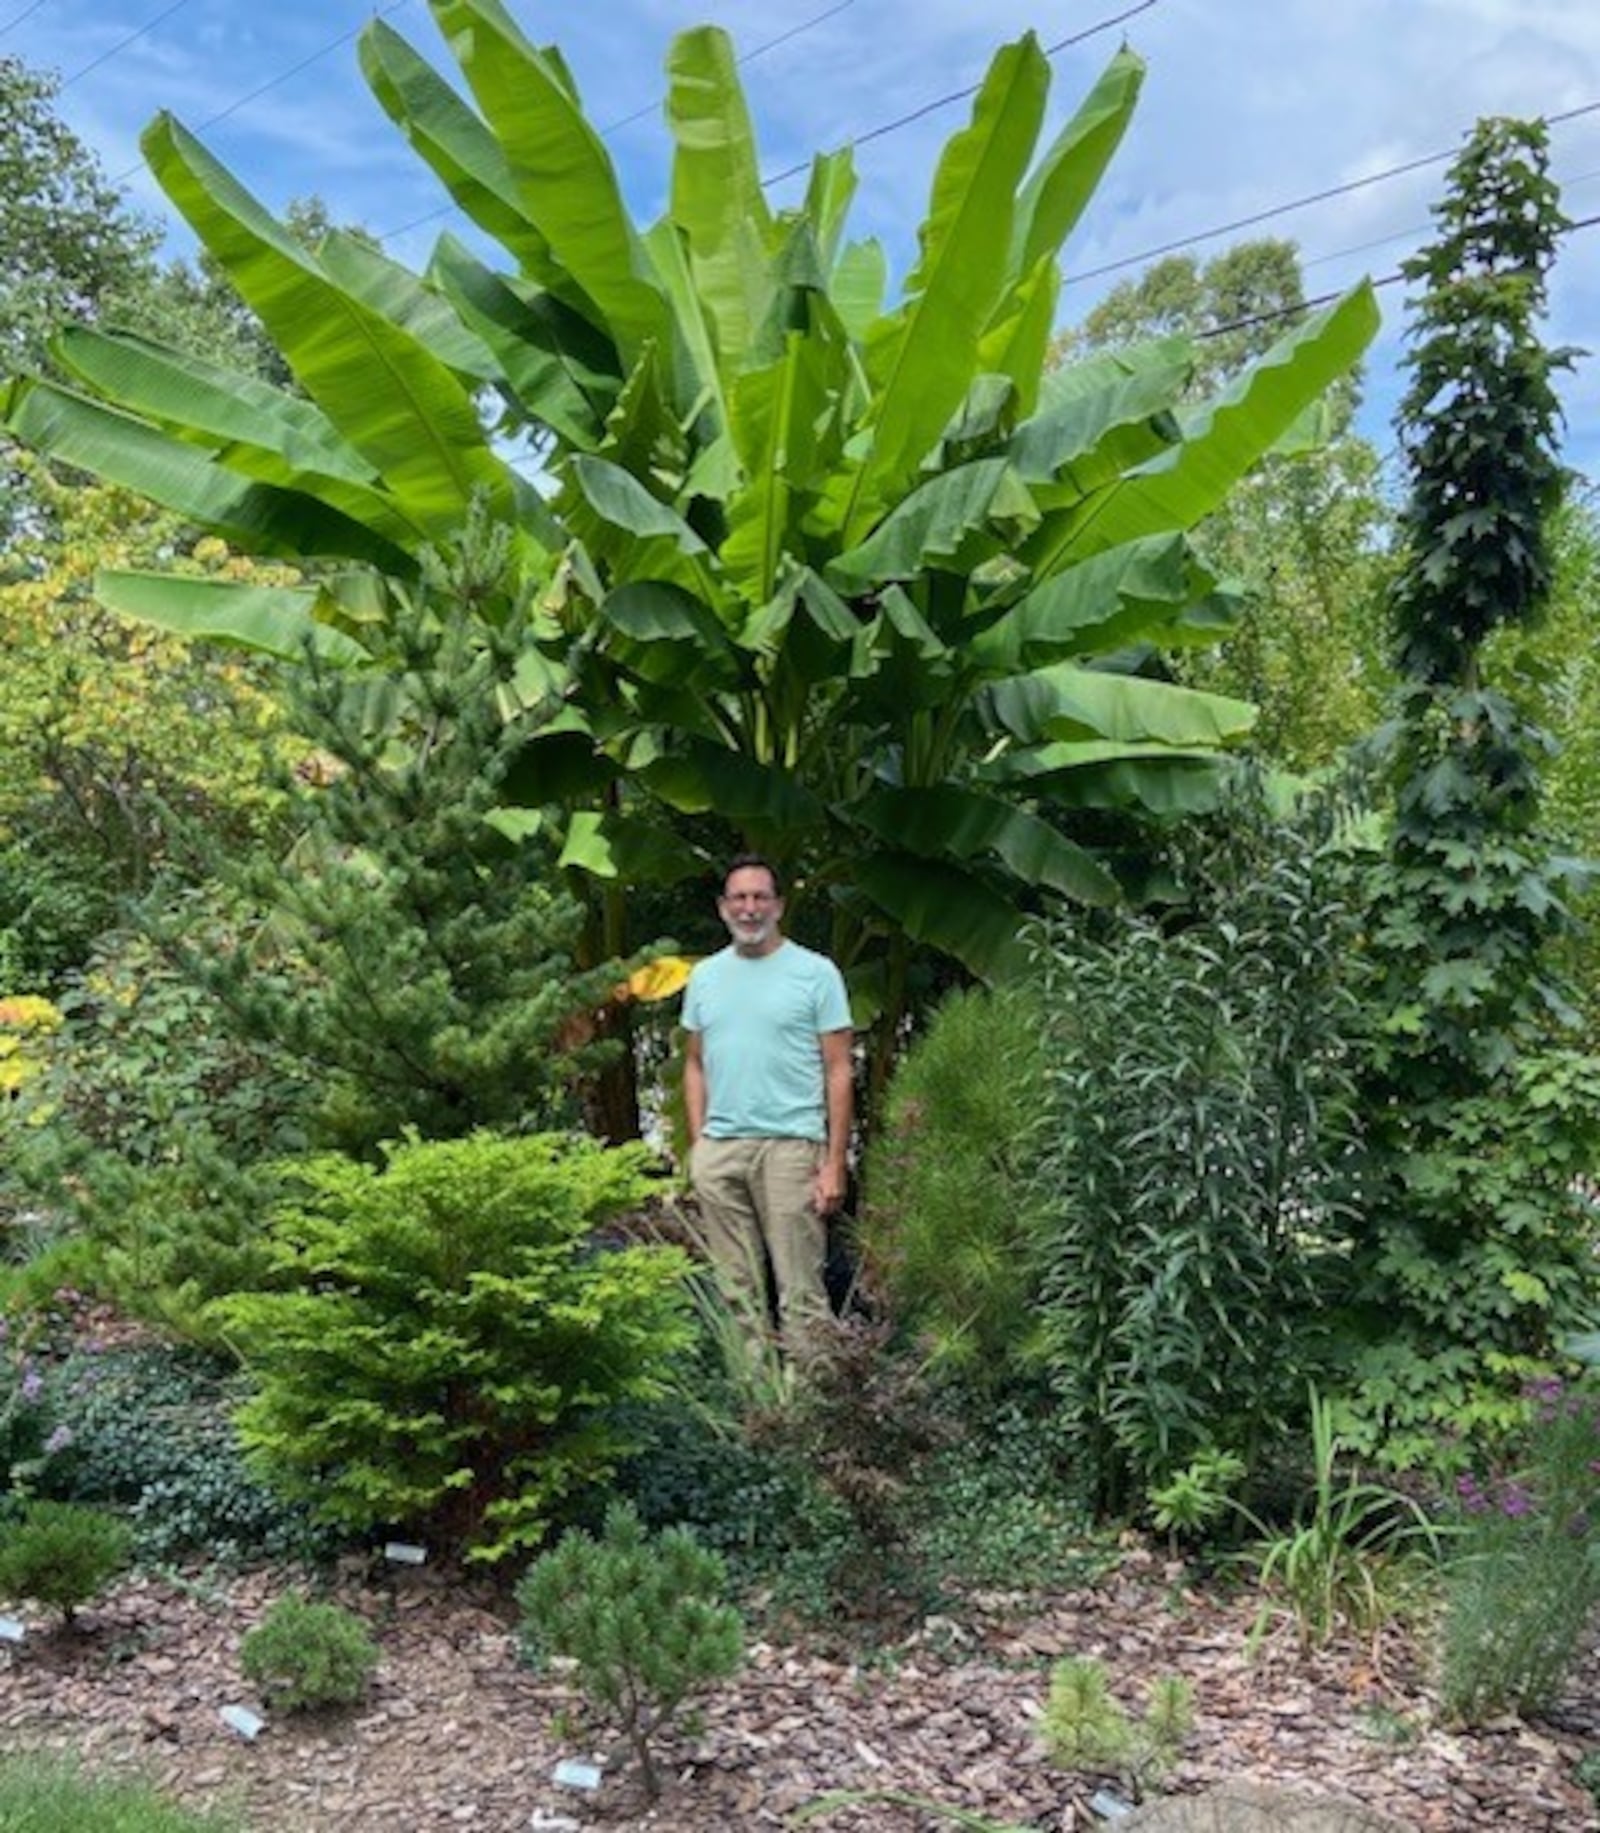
[1,0,1379,1095]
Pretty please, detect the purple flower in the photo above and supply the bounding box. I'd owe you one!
[18,1367,42,1405]
[1500,1483,1535,1519]
[1457,1473,1489,1515]
[43,1425,72,1455]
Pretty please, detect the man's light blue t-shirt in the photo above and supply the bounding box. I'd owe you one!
[682,940,852,1141]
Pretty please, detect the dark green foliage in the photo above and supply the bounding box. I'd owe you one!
[1032,789,1363,1509]
[860,984,1050,1378]
[0,839,117,994]
[1439,1377,1600,1721]
[164,506,643,1155]
[239,1592,379,1712]
[0,1754,240,1833]
[516,1502,742,1801]
[0,1497,131,1624]
[216,1131,693,1562]
[1347,118,1600,1458]
[47,1343,337,1566]
[1390,119,1573,684]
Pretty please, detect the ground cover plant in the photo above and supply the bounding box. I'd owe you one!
[0,1754,241,1833]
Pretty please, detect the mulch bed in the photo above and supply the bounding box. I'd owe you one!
[2,1546,1596,1831]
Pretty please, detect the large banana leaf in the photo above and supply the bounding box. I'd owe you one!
[838,35,1049,540]
[142,114,515,539]
[982,740,1231,816]
[4,378,414,571]
[723,312,851,602]
[317,231,499,382]
[828,457,1032,591]
[666,27,772,382]
[566,454,727,609]
[558,809,704,884]
[967,533,1223,672]
[981,664,1257,746]
[1007,47,1144,290]
[638,740,824,831]
[1009,339,1189,490]
[359,16,573,289]
[95,572,369,663]
[431,0,666,371]
[50,328,425,548]
[429,237,620,449]
[854,786,1118,904]
[855,853,1031,981]
[1026,283,1381,569]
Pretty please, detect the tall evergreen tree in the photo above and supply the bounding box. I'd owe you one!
[158,504,636,1154]
[1344,119,1600,1464]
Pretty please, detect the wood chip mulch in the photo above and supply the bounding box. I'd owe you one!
[2,1548,1596,1832]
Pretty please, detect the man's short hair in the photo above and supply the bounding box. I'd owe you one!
[722,852,782,897]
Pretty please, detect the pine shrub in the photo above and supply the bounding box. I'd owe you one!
[240,1592,379,1712]
[517,1502,742,1801]
[0,1497,131,1624]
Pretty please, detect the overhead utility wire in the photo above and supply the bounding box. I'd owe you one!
[62,0,192,88]
[108,0,411,183]
[1192,210,1600,344]
[378,0,861,243]
[761,0,1160,189]
[0,0,51,37]
[1067,97,1600,289]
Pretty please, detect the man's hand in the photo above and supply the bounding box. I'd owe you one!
[811,1159,846,1216]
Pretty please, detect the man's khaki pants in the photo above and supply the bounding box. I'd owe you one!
[689,1135,828,1348]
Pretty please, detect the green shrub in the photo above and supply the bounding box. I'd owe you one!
[0,1497,131,1624]
[240,1592,379,1711]
[0,1752,240,1832]
[49,1344,337,1566]
[1031,789,1363,1512]
[859,984,1049,1379]
[1042,1655,1194,1803]
[216,1131,693,1561]
[517,1502,742,1801]
[1439,1377,1600,1722]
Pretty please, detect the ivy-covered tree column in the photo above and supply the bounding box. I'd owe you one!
[1347,118,1600,1464]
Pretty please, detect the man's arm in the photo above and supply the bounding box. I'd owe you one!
[813,1027,854,1214]
[682,1028,707,1147]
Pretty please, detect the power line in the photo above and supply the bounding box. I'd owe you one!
[378,0,862,243]
[62,0,193,88]
[761,0,1161,189]
[1066,98,1600,290]
[109,0,412,185]
[1192,210,1600,345]
[0,0,51,36]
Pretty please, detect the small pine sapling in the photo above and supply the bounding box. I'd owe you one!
[1042,1655,1194,1803]
[0,1498,132,1627]
[239,1592,379,1711]
[516,1503,742,1801]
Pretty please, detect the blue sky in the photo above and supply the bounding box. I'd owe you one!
[8,0,1599,475]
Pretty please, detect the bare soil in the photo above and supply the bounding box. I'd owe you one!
[2,1547,1596,1832]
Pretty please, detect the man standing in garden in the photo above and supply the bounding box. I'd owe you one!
[682,855,854,1354]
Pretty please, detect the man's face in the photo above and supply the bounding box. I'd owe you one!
[719,866,784,954]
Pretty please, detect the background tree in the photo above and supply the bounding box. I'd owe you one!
[1341,117,1599,1464]
[1065,240,1392,772]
